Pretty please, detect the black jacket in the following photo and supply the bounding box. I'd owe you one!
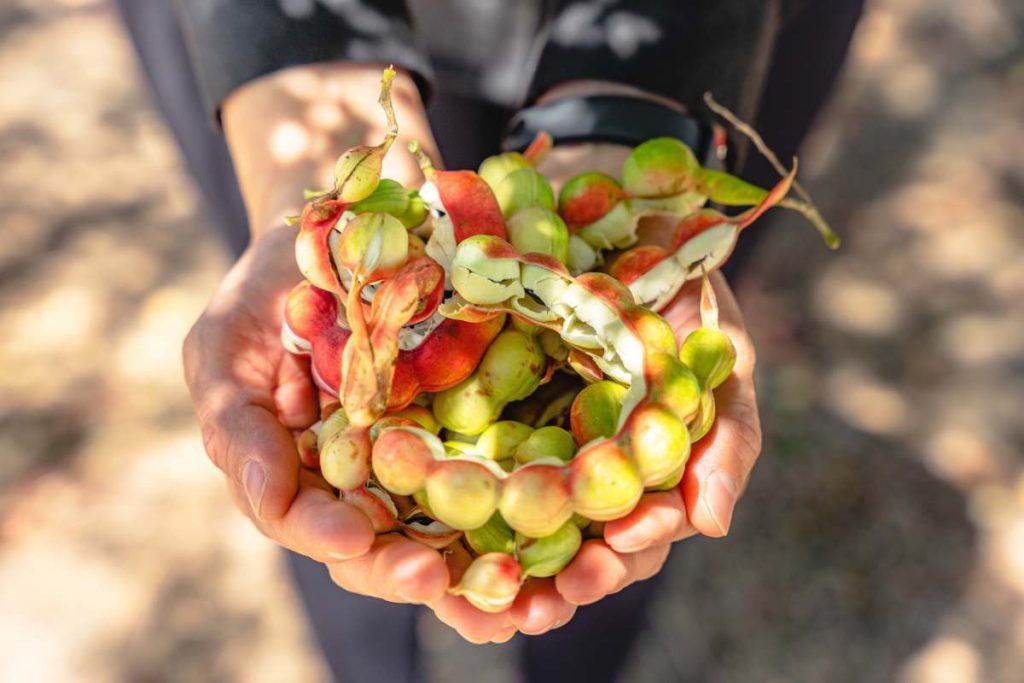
[175,0,807,120]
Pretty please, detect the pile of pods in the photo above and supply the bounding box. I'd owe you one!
[283,69,836,612]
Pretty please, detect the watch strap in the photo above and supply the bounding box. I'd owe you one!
[502,95,712,160]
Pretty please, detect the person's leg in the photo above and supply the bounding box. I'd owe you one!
[115,0,250,256]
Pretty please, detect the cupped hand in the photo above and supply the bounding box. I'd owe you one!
[555,271,762,605]
[537,141,763,608]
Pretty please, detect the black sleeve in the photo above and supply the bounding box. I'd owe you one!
[526,0,805,116]
[174,0,434,118]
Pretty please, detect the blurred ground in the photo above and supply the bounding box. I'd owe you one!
[0,0,1021,681]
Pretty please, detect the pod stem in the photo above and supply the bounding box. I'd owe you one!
[703,92,840,249]
[377,66,399,155]
[407,140,436,180]
[699,273,720,330]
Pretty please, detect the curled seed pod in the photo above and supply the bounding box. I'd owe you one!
[499,463,573,537]
[450,553,522,613]
[320,428,372,491]
[506,207,570,264]
[371,427,437,495]
[648,460,686,491]
[513,426,577,465]
[494,168,554,218]
[341,482,399,533]
[628,403,691,487]
[568,441,644,521]
[425,459,500,530]
[688,390,716,443]
[679,327,737,391]
[474,421,534,462]
[516,522,582,578]
[570,380,627,445]
[465,512,516,555]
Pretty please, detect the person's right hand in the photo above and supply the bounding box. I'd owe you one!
[184,223,465,602]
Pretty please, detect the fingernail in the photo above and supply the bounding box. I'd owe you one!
[326,551,362,562]
[703,471,737,536]
[242,460,266,518]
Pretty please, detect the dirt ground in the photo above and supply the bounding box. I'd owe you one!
[1,1,1021,681]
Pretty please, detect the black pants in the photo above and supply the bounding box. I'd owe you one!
[118,2,861,680]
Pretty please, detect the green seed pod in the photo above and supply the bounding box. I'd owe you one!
[558,171,625,231]
[576,201,635,250]
[333,146,384,202]
[679,327,737,390]
[688,390,716,442]
[514,426,577,464]
[334,212,408,279]
[569,380,627,445]
[568,442,644,520]
[433,330,545,435]
[506,207,570,264]
[499,464,573,537]
[479,151,530,190]
[425,459,500,530]
[571,513,591,528]
[495,168,555,218]
[465,512,516,555]
[444,440,476,456]
[538,329,568,362]
[347,179,426,228]
[320,429,371,491]
[516,522,582,578]
[648,460,686,491]
[621,137,700,198]
[647,352,701,423]
[474,421,534,462]
[628,403,691,486]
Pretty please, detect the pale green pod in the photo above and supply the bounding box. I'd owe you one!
[494,168,555,218]
[479,152,530,190]
[474,421,534,462]
[514,426,577,464]
[516,522,582,578]
[506,207,570,264]
[334,212,408,278]
[432,330,546,435]
[679,327,737,390]
[465,512,516,555]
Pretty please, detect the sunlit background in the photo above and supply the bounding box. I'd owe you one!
[1,0,1022,680]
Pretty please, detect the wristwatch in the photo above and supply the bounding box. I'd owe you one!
[502,95,714,161]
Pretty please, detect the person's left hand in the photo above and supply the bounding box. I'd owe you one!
[535,144,764,608]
